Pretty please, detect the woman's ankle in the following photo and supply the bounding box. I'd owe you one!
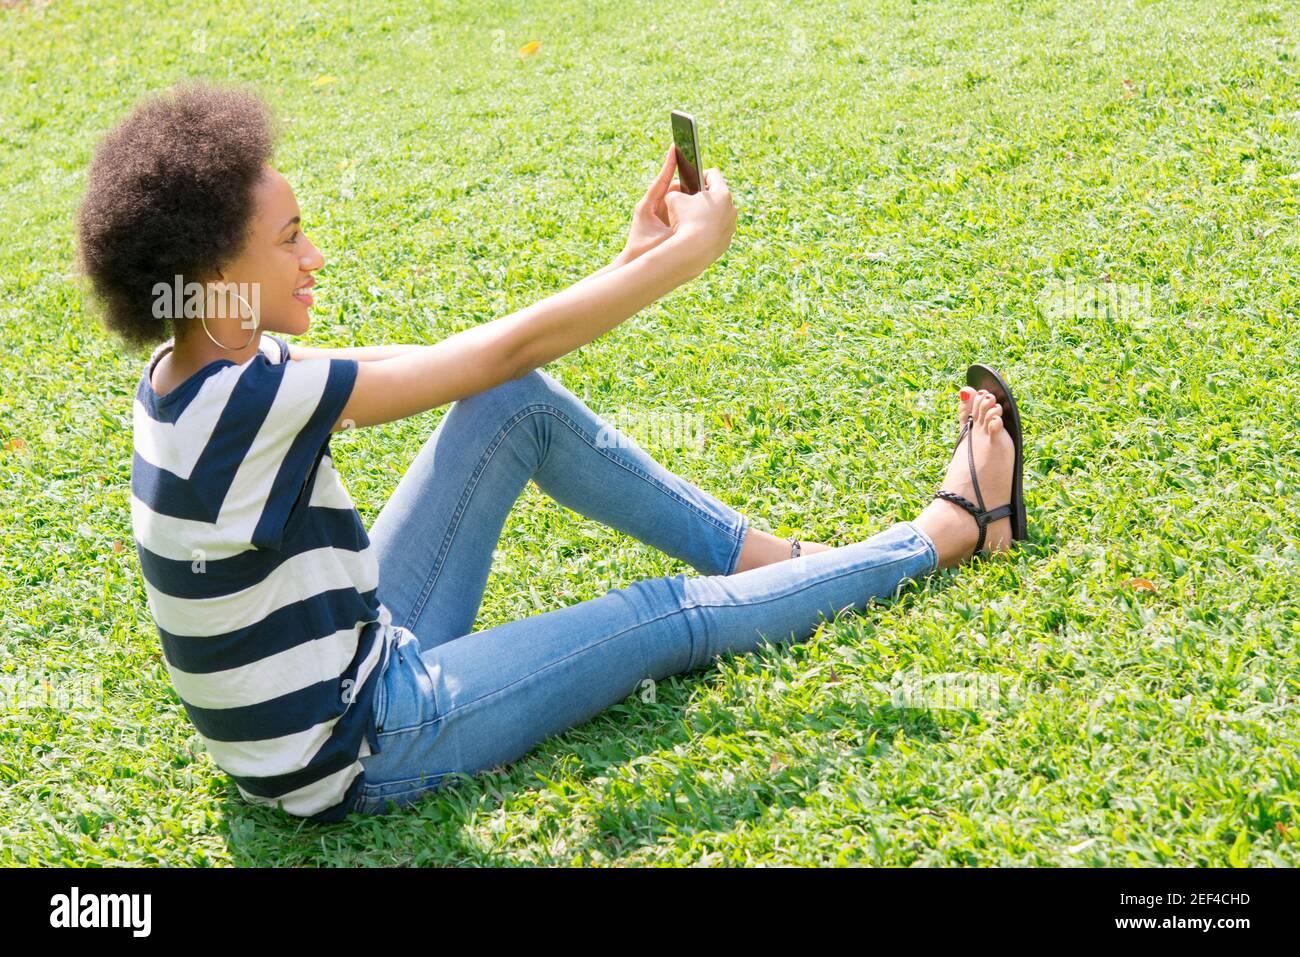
[733,527,832,573]
[914,500,978,568]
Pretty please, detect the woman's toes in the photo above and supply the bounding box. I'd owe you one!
[986,413,1004,434]
[982,391,999,424]
[958,387,974,425]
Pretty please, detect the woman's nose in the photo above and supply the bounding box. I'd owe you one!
[300,235,325,270]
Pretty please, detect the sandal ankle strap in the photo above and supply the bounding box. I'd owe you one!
[934,490,1012,553]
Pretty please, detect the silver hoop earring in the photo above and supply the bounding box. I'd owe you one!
[201,284,259,350]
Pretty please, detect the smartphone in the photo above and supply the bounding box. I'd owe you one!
[670,110,703,194]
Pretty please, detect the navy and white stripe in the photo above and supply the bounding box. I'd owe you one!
[131,333,396,821]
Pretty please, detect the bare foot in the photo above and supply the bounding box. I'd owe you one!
[914,388,1015,568]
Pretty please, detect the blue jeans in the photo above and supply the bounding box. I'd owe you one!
[346,368,939,815]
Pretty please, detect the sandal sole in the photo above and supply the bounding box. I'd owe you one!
[965,363,1027,542]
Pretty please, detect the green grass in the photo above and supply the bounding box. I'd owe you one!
[2,0,1298,866]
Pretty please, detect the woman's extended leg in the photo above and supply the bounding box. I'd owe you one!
[348,390,1015,816]
[368,368,757,650]
[353,519,937,815]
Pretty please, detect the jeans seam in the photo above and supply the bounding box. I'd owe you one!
[373,668,389,730]
[534,402,743,542]
[361,767,451,795]
[678,546,928,669]
[726,513,749,576]
[901,520,940,574]
[376,714,445,737]
[434,604,691,724]
[679,544,931,614]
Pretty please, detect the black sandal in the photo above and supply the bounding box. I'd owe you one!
[932,363,1027,553]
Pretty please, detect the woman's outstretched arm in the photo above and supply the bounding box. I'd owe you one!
[286,247,641,364]
[329,229,714,431]
[294,147,694,375]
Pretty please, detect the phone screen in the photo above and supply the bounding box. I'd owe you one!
[671,110,702,194]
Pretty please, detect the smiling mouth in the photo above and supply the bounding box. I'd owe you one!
[293,278,315,306]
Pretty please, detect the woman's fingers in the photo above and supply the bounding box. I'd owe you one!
[649,145,676,195]
[646,149,685,219]
[639,146,678,221]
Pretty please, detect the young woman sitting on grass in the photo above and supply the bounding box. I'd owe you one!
[77,81,1026,821]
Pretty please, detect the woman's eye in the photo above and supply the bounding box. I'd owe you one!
[286,230,300,243]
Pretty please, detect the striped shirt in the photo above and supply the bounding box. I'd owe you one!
[131,332,397,821]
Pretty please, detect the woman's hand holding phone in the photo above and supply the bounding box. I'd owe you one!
[664,166,737,277]
[620,144,736,279]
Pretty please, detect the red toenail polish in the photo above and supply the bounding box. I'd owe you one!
[959,388,973,400]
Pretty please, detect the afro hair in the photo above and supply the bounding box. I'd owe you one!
[76,80,280,350]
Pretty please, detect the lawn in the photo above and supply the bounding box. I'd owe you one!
[1,0,1298,866]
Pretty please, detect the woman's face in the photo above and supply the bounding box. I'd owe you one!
[202,164,323,341]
